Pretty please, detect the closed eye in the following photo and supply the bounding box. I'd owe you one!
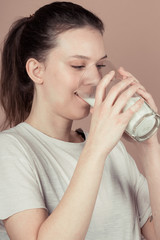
[71,65,85,69]
[96,64,106,69]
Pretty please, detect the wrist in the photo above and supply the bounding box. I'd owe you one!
[85,136,110,161]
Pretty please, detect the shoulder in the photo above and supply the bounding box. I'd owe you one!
[0,126,20,149]
[0,124,33,161]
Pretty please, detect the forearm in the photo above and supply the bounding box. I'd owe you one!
[38,141,107,240]
[136,139,160,239]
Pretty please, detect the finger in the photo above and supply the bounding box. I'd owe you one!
[118,67,140,83]
[121,98,144,123]
[118,68,147,92]
[104,78,136,107]
[130,80,146,91]
[112,83,141,114]
[136,88,158,112]
[94,70,115,106]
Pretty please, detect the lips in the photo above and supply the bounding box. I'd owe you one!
[74,91,89,105]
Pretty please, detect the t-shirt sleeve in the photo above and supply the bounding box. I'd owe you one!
[118,141,152,228]
[0,134,47,220]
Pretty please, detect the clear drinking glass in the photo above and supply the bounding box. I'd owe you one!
[76,60,160,141]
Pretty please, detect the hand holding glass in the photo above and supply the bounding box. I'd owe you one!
[76,60,160,141]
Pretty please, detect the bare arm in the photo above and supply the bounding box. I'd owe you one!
[136,138,160,240]
[4,209,48,240]
[141,216,157,240]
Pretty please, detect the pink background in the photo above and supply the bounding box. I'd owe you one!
[0,0,160,164]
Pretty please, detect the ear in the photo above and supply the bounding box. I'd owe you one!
[26,58,45,84]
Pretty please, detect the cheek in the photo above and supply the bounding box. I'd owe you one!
[42,65,80,102]
[42,77,72,107]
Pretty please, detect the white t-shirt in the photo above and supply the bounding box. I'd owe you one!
[0,123,151,240]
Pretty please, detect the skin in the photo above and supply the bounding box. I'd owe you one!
[3,27,160,240]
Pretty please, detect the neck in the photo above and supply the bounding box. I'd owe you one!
[26,116,74,143]
[25,92,84,143]
[25,105,75,142]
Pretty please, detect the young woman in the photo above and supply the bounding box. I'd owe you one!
[0,2,160,240]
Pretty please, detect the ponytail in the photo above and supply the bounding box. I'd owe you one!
[0,18,34,129]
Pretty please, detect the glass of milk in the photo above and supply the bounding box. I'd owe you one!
[76,60,160,141]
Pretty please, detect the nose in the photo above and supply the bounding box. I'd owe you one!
[81,64,101,86]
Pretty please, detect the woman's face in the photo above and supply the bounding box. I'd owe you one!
[39,27,106,120]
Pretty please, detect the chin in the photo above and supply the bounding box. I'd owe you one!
[71,107,90,120]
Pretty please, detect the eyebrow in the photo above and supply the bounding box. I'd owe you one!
[69,54,108,60]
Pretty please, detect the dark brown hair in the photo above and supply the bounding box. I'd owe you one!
[0,1,104,129]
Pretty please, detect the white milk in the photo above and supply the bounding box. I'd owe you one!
[123,97,156,137]
[83,97,95,107]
